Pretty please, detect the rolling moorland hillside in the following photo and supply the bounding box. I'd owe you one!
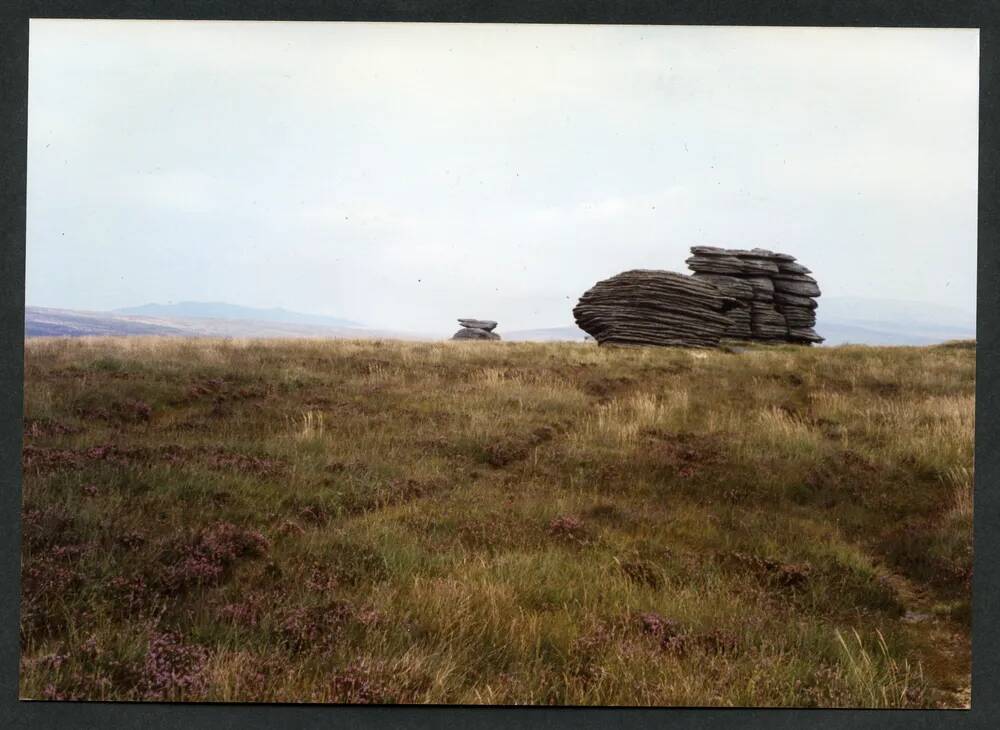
[24,307,422,341]
[19,337,972,706]
[113,302,362,329]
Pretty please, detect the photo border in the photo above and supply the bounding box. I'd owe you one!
[2,2,997,728]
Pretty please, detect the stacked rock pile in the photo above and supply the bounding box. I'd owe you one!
[451,318,501,341]
[686,246,822,344]
[572,270,737,348]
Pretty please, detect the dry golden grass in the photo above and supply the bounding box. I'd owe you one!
[18,337,973,706]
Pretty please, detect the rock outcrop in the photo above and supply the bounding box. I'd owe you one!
[451,318,501,341]
[572,270,738,348]
[687,246,823,344]
[571,247,823,349]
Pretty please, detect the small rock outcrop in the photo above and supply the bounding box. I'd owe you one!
[451,318,501,341]
[572,270,737,348]
[687,246,823,344]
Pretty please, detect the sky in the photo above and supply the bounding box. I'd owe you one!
[26,20,979,334]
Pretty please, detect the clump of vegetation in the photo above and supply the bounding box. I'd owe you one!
[19,337,973,706]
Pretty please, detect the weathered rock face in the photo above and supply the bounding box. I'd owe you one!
[572,270,737,348]
[688,247,822,345]
[457,319,498,332]
[451,318,501,341]
[572,248,822,349]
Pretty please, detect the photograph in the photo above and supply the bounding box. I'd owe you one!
[19,19,976,707]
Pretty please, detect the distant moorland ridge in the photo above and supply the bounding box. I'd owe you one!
[25,296,975,346]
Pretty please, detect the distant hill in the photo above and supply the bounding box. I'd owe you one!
[26,307,190,337]
[505,317,974,347]
[505,326,590,342]
[25,306,420,340]
[814,321,975,346]
[503,297,976,346]
[504,320,974,348]
[815,296,975,345]
[26,295,976,346]
[114,301,362,329]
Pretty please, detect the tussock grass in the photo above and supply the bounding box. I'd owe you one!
[19,337,973,706]
[834,628,923,708]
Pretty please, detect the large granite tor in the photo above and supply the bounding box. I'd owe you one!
[573,247,823,348]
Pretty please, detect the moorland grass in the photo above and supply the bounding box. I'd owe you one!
[18,337,973,706]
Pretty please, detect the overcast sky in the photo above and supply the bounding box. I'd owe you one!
[26,21,979,333]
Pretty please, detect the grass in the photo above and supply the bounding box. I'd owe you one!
[18,336,974,706]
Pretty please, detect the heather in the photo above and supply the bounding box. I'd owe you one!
[19,336,973,706]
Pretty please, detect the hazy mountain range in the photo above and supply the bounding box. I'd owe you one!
[496,297,977,346]
[114,302,362,329]
[25,298,975,346]
[813,297,975,345]
[25,303,422,340]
